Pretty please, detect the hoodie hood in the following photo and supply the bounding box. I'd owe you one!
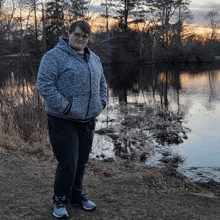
[55,38,90,59]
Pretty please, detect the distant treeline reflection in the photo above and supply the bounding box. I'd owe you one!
[0,60,220,112]
[105,62,220,109]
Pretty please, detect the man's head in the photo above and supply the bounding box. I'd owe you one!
[68,20,91,54]
[68,20,91,36]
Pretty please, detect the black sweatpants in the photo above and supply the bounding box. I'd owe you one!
[47,115,95,198]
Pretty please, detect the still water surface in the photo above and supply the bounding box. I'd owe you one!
[1,61,220,181]
[171,74,220,181]
[102,63,220,181]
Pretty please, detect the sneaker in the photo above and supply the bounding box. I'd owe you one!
[70,188,96,211]
[52,196,69,219]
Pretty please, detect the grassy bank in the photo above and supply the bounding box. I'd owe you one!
[1,149,220,220]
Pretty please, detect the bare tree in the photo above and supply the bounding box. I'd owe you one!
[100,0,114,33]
[21,0,41,54]
[0,0,6,10]
[16,0,26,56]
[205,10,220,40]
[31,0,40,53]
[82,0,101,21]
[41,0,46,53]
[145,0,191,47]
[1,0,16,35]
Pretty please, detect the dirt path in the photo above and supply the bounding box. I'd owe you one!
[1,150,220,220]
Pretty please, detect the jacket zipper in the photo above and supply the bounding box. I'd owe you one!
[86,65,92,118]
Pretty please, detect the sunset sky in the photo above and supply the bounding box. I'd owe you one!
[188,0,220,35]
[189,0,220,25]
[3,0,220,36]
[94,0,220,24]
[93,0,220,35]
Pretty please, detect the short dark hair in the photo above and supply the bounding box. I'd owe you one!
[68,20,91,35]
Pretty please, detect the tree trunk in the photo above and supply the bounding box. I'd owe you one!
[106,0,109,33]
[124,0,128,30]
[19,5,24,57]
[33,0,39,53]
[41,0,47,53]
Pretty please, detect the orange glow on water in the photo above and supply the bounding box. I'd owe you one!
[180,70,220,90]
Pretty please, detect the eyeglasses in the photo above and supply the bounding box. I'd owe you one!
[74,33,89,40]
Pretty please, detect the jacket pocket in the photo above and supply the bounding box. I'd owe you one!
[87,95,102,119]
[68,96,88,120]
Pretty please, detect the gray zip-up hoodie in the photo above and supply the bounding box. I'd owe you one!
[37,38,107,121]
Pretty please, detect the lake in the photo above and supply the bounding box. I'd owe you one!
[1,60,220,182]
[101,63,220,182]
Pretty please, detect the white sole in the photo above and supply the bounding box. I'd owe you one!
[53,211,68,218]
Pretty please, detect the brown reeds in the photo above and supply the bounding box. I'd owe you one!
[0,75,48,153]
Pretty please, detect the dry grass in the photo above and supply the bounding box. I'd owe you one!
[2,150,220,220]
[0,76,48,154]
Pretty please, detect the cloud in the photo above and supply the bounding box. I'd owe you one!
[190,1,220,11]
[189,2,220,25]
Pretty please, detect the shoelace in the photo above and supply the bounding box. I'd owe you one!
[81,193,89,201]
[57,203,64,208]
[55,196,67,208]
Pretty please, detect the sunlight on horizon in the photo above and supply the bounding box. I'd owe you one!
[1,0,219,40]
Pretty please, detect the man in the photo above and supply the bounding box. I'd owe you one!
[37,20,108,219]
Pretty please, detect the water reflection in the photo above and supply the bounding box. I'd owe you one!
[106,63,139,104]
[103,63,220,181]
[105,63,220,112]
[1,60,220,181]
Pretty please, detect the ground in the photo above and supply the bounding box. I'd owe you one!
[1,148,220,220]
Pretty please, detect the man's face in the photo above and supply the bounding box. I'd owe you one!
[68,26,90,54]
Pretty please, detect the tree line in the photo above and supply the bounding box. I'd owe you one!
[0,0,220,63]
